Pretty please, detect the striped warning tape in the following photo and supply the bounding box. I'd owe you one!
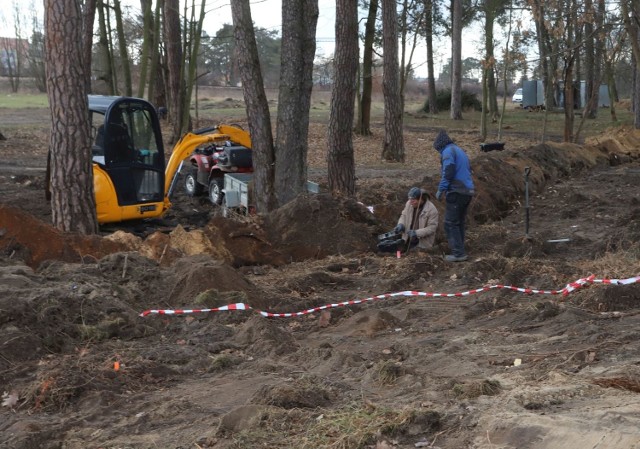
[138,275,640,318]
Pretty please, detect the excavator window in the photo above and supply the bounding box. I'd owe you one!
[102,100,165,206]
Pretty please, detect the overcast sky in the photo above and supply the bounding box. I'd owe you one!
[0,0,526,79]
[180,0,340,58]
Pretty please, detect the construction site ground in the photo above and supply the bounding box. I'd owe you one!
[1,105,640,449]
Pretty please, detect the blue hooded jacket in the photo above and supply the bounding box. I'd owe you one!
[433,130,474,196]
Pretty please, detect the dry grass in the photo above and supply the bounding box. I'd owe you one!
[451,379,502,399]
[221,400,424,449]
[298,402,416,449]
[592,377,640,393]
[570,246,640,281]
[374,360,404,385]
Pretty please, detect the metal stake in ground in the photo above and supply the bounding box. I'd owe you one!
[524,167,531,239]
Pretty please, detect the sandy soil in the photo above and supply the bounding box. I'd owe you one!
[1,108,640,449]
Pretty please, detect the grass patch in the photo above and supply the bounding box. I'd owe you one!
[193,289,249,307]
[221,402,434,449]
[451,379,502,399]
[374,360,404,385]
[0,93,49,108]
[209,354,239,372]
[299,403,417,449]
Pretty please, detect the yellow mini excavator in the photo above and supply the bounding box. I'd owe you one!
[84,95,251,224]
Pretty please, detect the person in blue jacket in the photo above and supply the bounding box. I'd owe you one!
[433,129,475,262]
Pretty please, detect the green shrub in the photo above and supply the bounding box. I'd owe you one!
[421,88,482,112]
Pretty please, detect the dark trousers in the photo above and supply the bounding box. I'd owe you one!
[444,192,472,257]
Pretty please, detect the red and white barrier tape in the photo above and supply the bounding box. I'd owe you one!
[138,275,640,318]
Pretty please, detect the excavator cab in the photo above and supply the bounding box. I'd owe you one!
[89,95,166,223]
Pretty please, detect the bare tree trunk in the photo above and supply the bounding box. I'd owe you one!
[105,1,119,93]
[44,0,98,234]
[182,0,207,133]
[328,0,358,196]
[81,0,97,93]
[399,7,423,108]
[481,67,488,141]
[450,0,463,119]
[164,0,184,142]
[484,8,499,119]
[531,1,555,109]
[584,0,596,118]
[381,0,405,162]
[6,4,24,93]
[25,7,47,93]
[113,0,132,96]
[231,0,277,212]
[563,0,576,142]
[497,0,513,142]
[96,0,114,94]
[593,0,605,110]
[274,0,318,206]
[605,58,617,121]
[425,0,438,113]
[621,0,640,127]
[563,56,574,139]
[635,54,640,128]
[137,0,154,98]
[147,0,163,106]
[357,0,378,135]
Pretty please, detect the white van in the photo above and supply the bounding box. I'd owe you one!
[512,88,523,103]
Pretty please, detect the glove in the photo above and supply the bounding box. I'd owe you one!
[394,224,405,234]
[435,190,444,201]
[407,230,417,240]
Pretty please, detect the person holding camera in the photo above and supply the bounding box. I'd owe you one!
[391,187,439,252]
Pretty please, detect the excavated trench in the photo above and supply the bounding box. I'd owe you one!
[1,128,639,270]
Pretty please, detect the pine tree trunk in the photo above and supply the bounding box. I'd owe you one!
[425,0,438,113]
[584,0,596,118]
[381,0,404,162]
[164,0,184,142]
[357,0,378,134]
[137,0,154,98]
[328,0,358,196]
[96,2,114,94]
[231,0,277,212]
[148,0,164,107]
[450,0,463,119]
[44,0,98,234]
[274,0,318,206]
[484,10,498,119]
[113,0,132,96]
[81,0,97,93]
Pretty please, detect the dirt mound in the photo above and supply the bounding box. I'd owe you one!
[467,142,610,224]
[165,254,271,309]
[264,193,382,260]
[0,204,127,268]
[0,257,157,367]
[232,315,299,356]
[250,376,334,409]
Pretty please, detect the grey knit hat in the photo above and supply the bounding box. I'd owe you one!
[433,129,453,152]
[408,187,429,200]
[408,187,422,199]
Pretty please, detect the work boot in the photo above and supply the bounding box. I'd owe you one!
[444,254,468,262]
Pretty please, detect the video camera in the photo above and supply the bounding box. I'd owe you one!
[377,230,402,242]
[376,230,404,253]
